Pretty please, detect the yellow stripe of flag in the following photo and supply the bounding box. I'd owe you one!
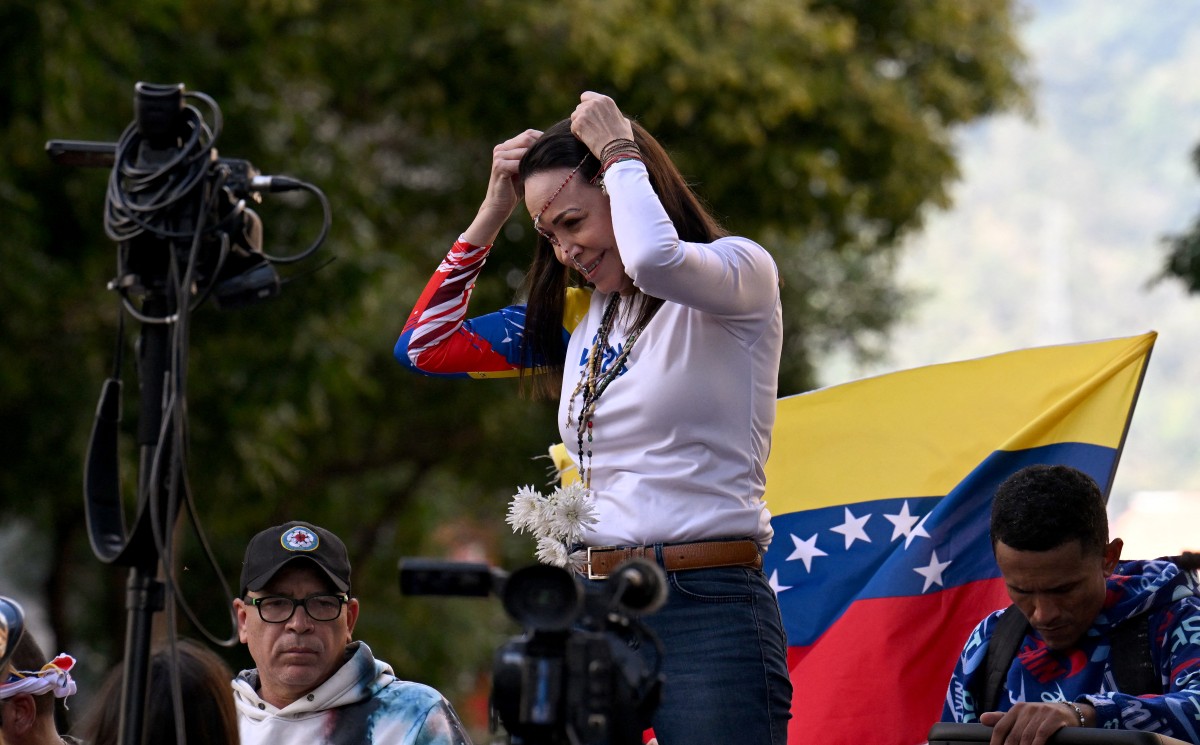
[765,332,1155,513]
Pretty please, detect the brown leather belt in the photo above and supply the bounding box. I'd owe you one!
[584,539,762,580]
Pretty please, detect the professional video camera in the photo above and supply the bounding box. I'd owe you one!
[46,80,333,574]
[47,81,330,314]
[399,557,667,745]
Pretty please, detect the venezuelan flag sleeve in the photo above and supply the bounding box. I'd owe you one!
[395,237,592,379]
[765,332,1155,745]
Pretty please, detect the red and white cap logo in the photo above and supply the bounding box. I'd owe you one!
[281,526,319,552]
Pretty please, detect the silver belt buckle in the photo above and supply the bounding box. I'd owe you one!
[586,546,617,580]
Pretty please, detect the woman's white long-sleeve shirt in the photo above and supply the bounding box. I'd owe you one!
[559,160,782,548]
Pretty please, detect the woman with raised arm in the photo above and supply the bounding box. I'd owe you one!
[395,91,790,744]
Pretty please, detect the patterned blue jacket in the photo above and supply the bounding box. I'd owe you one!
[943,558,1200,741]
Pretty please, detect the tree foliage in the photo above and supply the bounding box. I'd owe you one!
[0,0,1028,735]
[1162,143,1200,293]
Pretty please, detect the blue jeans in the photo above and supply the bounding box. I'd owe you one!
[587,550,792,745]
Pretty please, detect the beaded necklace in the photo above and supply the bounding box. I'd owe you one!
[564,294,648,490]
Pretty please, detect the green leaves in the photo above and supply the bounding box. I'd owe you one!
[1162,142,1200,293]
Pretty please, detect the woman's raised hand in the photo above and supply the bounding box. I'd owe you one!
[464,128,542,247]
[570,92,635,157]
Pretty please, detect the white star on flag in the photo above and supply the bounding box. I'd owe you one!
[908,515,933,548]
[884,501,932,548]
[785,532,828,572]
[913,550,952,592]
[769,569,792,594]
[830,507,871,550]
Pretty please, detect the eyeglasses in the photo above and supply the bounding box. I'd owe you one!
[247,594,348,623]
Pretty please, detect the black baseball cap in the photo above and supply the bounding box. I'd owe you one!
[240,521,351,597]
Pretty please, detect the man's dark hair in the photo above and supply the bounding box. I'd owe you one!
[990,464,1109,555]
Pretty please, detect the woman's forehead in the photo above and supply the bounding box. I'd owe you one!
[526,168,576,218]
[530,171,601,225]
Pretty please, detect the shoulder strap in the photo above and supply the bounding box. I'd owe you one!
[972,605,1163,712]
[1109,612,1162,695]
[976,605,1029,714]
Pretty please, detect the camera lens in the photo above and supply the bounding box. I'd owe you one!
[501,564,583,631]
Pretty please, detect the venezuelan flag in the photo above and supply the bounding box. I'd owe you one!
[766,332,1155,745]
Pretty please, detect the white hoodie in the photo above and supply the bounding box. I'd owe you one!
[232,641,471,745]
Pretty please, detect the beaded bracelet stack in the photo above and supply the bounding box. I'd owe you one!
[591,138,642,192]
[599,138,641,170]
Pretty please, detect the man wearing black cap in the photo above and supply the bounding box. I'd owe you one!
[231,521,471,744]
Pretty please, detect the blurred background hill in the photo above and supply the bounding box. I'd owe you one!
[820,0,1200,558]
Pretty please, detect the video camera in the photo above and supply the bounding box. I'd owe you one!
[399,558,667,745]
[46,81,330,315]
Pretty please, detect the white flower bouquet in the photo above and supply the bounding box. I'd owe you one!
[506,482,598,571]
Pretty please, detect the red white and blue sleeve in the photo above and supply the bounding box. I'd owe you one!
[394,237,529,379]
[395,237,590,379]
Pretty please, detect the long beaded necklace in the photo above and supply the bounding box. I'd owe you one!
[564,294,648,490]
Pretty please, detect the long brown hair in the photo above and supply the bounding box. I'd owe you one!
[516,117,728,398]
[77,638,240,745]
